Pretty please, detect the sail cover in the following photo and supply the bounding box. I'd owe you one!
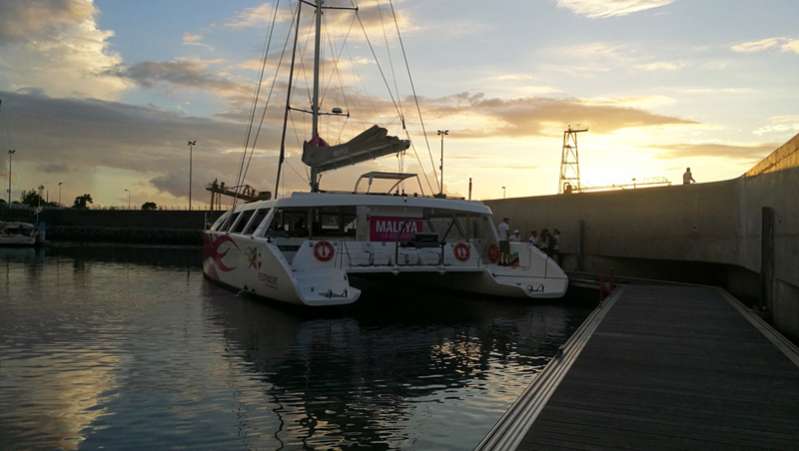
[302,125,410,173]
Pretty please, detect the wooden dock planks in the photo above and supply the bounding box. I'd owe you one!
[515,285,799,450]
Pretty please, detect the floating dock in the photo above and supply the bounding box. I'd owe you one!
[478,284,799,450]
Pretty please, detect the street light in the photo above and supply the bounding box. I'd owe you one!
[187,140,197,211]
[7,149,15,205]
[436,130,449,196]
[124,188,131,209]
[58,182,63,206]
[502,186,506,199]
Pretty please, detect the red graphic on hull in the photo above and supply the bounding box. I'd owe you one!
[203,233,239,273]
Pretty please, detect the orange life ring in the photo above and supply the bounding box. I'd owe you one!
[453,242,471,261]
[313,240,335,262]
[487,244,500,263]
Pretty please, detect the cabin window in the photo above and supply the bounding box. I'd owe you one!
[243,208,270,235]
[218,212,240,232]
[423,209,474,242]
[312,206,357,238]
[210,213,229,231]
[265,207,357,239]
[267,208,310,238]
[231,210,255,234]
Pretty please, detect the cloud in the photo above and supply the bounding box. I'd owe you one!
[224,3,293,29]
[731,37,799,54]
[556,0,674,18]
[116,59,247,97]
[654,142,775,160]
[0,0,129,100]
[182,32,213,51]
[753,115,799,136]
[0,90,421,204]
[224,1,415,40]
[634,61,686,71]
[423,92,694,137]
[0,90,285,204]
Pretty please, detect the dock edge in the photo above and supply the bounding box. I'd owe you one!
[474,287,625,451]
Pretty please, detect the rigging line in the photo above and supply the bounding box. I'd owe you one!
[387,0,439,190]
[320,13,351,143]
[355,11,402,122]
[241,1,296,191]
[320,12,354,106]
[405,127,434,194]
[296,13,314,107]
[285,159,308,183]
[286,113,310,180]
[376,0,403,120]
[274,0,304,197]
[407,139,429,195]
[233,0,283,202]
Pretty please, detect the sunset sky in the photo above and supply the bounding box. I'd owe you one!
[0,0,797,207]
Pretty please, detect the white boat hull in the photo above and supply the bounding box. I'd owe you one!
[203,232,567,307]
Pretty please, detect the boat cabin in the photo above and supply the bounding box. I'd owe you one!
[208,192,499,265]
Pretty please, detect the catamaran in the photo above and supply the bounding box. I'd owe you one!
[202,0,567,306]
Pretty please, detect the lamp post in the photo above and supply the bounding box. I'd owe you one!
[502,186,506,199]
[58,182,63,206]
[7,149,15,205]
[436,130,448,196]
[187,140,197,211]
[124,188,131,209]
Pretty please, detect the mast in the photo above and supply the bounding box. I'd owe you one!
[275,3,303,197]
[309,0,323,192]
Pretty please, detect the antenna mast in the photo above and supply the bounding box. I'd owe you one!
[559,125,588,194]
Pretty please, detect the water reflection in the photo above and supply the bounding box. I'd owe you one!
[0,245,591,450]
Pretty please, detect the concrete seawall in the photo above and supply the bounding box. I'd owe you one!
[486,165,799,340]
[0,209,224,245]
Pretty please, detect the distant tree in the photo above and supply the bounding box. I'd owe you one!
[72,194,94,209]
[0,198,6,208]
[20,189,46,207]
[141,201,158,211]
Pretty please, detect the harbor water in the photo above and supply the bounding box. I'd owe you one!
[0,245,591,450]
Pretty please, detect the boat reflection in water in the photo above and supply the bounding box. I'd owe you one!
[204,280,590,449]
[0,245,590,450]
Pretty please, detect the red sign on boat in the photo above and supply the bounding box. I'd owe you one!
[369,216,423,242]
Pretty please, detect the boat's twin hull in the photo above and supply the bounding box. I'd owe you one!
[203,232,568,306]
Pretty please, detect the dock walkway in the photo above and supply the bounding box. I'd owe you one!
[478,285,799,450]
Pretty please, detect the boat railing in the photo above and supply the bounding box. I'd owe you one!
[334,240,483,269]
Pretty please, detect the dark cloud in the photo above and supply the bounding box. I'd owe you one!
[0,90,407,202]
[0,90,287,200]
[423,92,695,137]
[0,0,93,43]
[654,143,776,160]
[37,163,71,173]
[113,60,249,96]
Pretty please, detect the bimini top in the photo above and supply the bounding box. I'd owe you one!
[230,191,492,215]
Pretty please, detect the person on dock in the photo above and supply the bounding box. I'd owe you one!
[511,229,521,242]
[498,217,510,265]
[552,229,561,265]
[539,229,551,255]
[528,230,539,247]
[683,167,696,185]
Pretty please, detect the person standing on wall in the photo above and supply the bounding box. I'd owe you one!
[497,217,510,265]
[683,167,696,185]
